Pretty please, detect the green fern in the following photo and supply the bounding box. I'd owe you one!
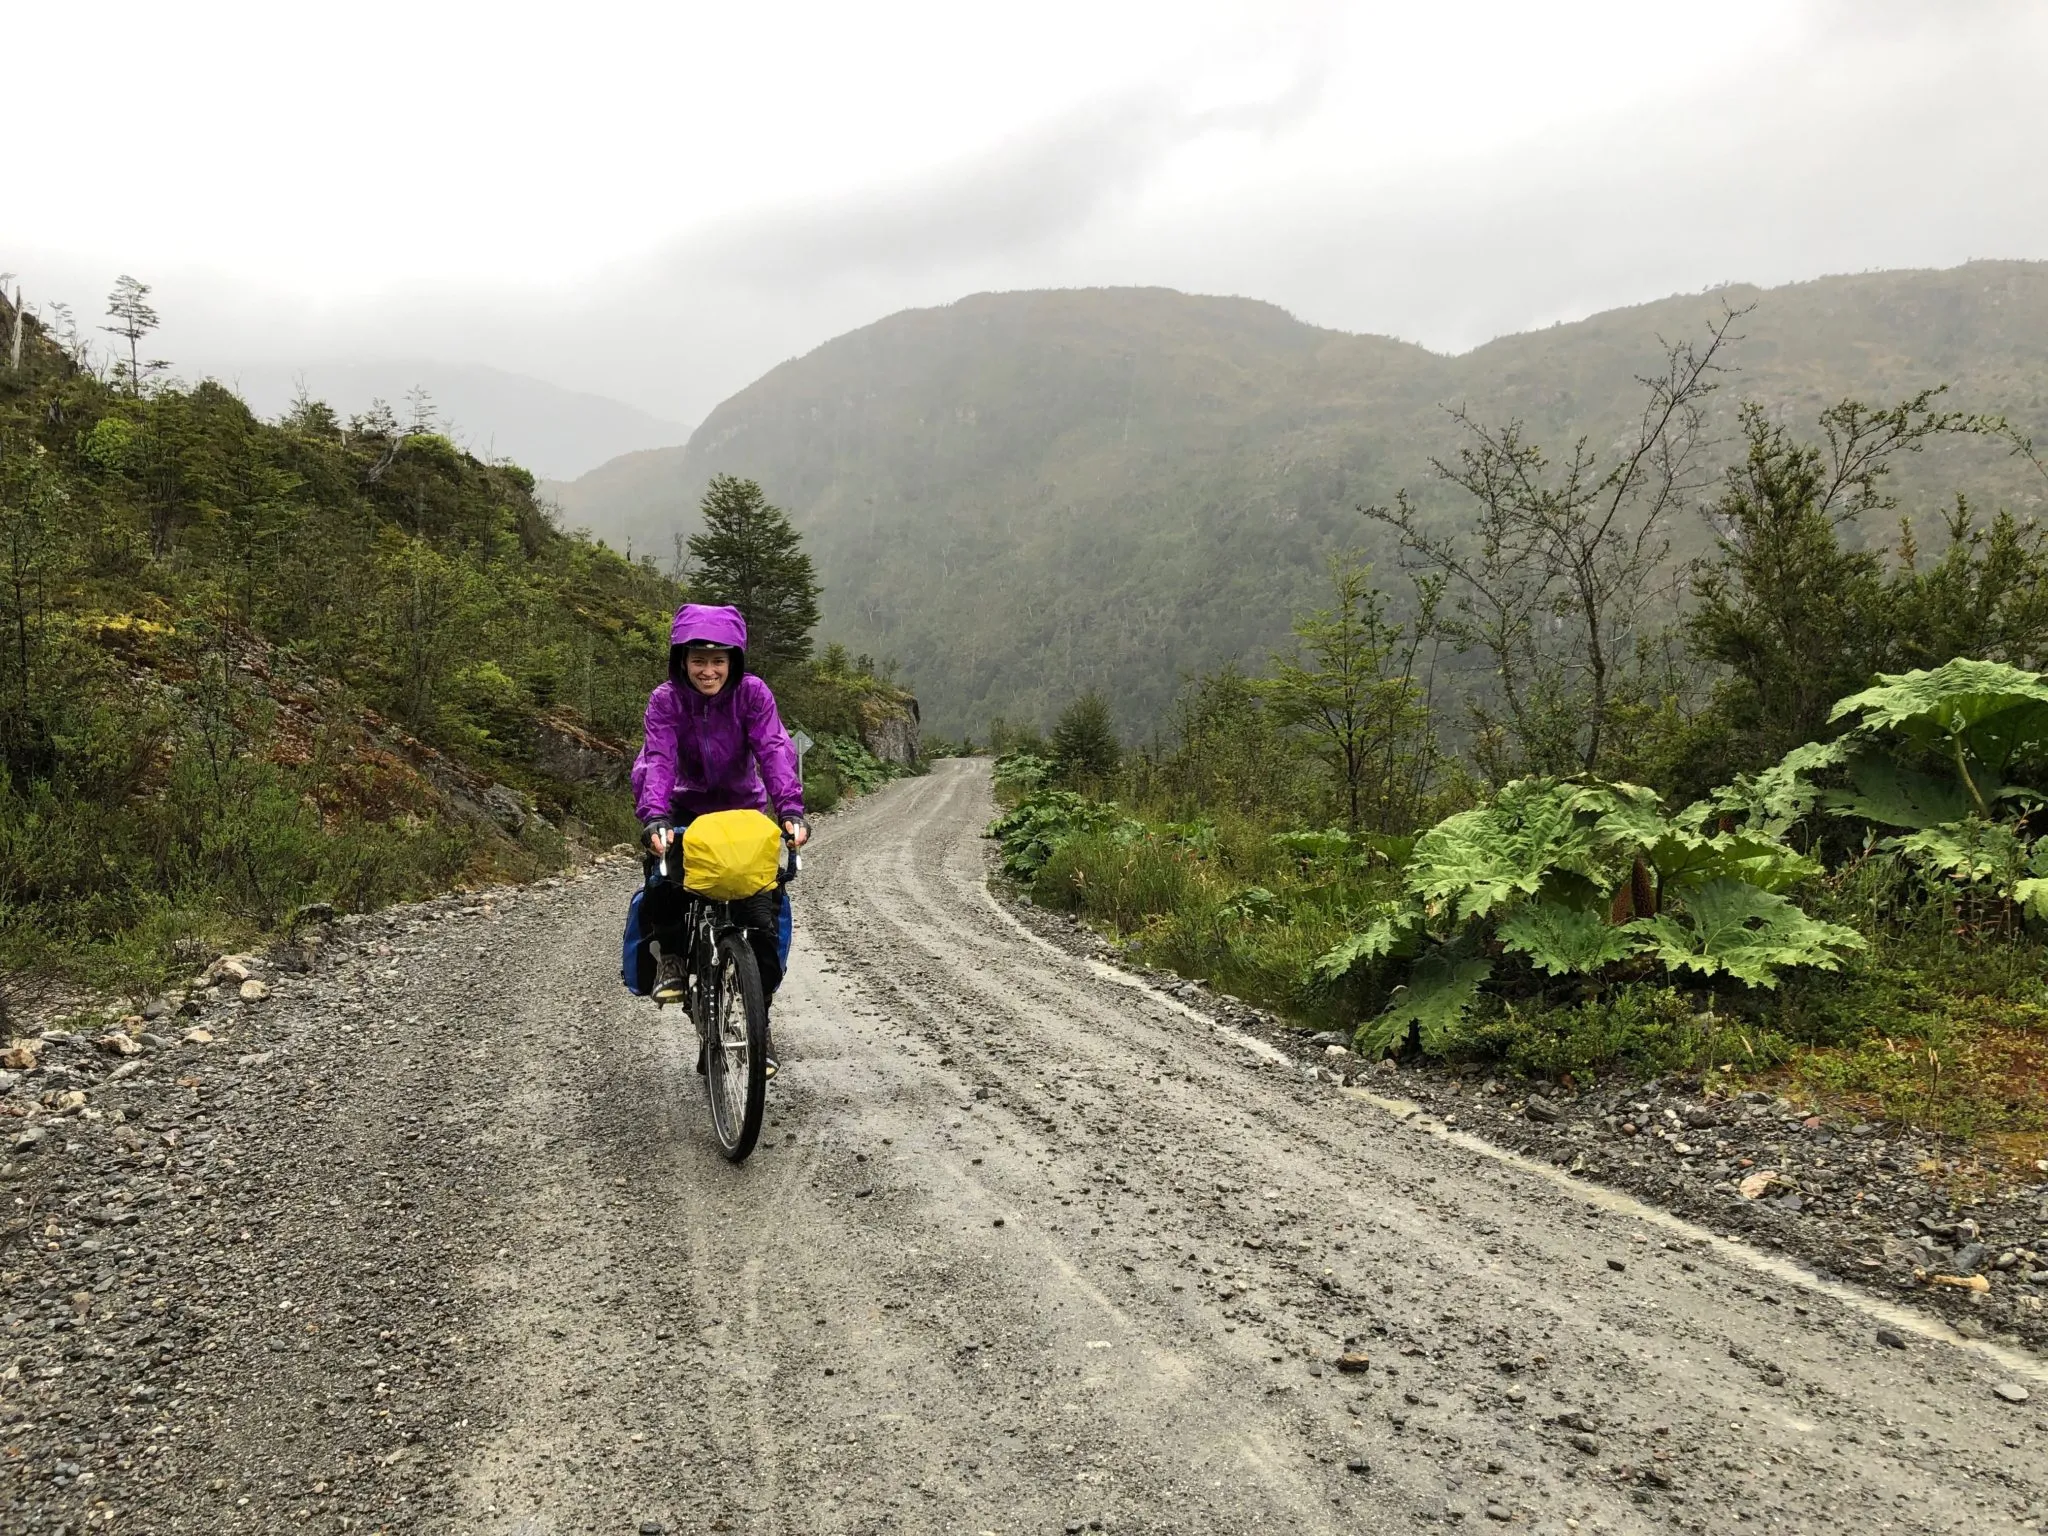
[1629,878,1864,988]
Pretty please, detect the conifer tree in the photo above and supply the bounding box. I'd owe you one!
[685,475,822,672]
[1051,691,1120,787]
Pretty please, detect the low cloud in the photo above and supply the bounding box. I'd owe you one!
[14,0,2047,472]
[662,60,1333,289]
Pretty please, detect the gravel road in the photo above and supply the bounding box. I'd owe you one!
[9,759,2045,1535]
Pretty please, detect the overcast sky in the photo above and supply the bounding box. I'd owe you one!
[12,0,2048,468]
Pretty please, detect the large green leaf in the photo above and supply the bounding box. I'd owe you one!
[1218,885,1286,922]
[1829,659,2048,773]
[1582,783,1675,850]
[1889,818,2031,885]
[1679,740,1847,838]
[991,751,1056,793]
[1363,832,1418,869]
[2015,879,2048,922]
[1825,748,1972,830]
[1404,778,1607,921]
[1646,829,1820,894]
[1310,905,1424,982]
[1567,775,1661,820]
[985,790,1140,877]
[1354,946,1493,1056]
[1496,900,1648,975]
[1629,878,1865,988]
[1270,828,1356,866]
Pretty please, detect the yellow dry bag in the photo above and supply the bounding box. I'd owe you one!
[680,809,783,900]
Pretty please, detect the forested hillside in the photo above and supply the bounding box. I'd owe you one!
[550,263,2048,737]
[0,288,912,1007]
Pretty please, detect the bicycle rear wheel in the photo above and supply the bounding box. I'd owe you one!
[704,931,768,1162]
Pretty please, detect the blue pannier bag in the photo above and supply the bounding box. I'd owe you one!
[621,885,656,996]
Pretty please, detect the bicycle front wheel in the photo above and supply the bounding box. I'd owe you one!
[704,931,769,1162]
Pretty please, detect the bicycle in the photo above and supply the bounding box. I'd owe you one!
[650,834,797,1163]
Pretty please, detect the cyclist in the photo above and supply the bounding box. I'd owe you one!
[632,603,809,1072]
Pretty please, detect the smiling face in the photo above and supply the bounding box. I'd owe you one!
[684,647,731,696]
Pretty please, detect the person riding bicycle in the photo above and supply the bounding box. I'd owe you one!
[632,603,809,1069]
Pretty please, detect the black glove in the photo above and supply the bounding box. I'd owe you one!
[781,814,810,845]
[640,818,674,853]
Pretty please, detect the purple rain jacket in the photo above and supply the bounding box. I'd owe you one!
[630,604,805,826]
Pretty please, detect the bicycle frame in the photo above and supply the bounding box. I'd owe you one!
[682,896,745,1035]
[647,831,796,1163]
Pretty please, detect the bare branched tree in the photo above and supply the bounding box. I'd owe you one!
[1367,306,1747,779]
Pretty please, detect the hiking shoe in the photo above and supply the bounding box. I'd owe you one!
[653,953,687,1006]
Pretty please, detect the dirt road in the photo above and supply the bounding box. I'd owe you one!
[33,760,2044,1534]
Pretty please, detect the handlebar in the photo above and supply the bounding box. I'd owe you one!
[654,826,803,886]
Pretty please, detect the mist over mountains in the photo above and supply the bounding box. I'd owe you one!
[202,361,688,482]
[544,262,2048,740]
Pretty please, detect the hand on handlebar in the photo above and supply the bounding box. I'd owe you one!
[642,819,676,855]
[782,816,810,849]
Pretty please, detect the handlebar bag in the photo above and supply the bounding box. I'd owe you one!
[681,809,783,900]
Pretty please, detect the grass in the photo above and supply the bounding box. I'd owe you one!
[1444,987,1790,1082]
[1772,996,2048,1155]
[1006,796,2048,1169]
[1028,816,1399,1028]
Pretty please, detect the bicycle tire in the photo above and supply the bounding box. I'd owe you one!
[704,930,769,1162]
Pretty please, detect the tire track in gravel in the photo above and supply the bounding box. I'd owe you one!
[729,761,2046,1534]
[91,758,2043,1536]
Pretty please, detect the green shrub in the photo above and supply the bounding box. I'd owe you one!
[1449,987,1785,1080]
[804,754,843,814]
[986,790,1140,879]
[991,750,1056,800]
[822,733,896,794]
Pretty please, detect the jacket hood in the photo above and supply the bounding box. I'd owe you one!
[668,603,748,689]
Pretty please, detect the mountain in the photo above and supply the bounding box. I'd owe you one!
[205,360,688,481]
[549,264,2048,738]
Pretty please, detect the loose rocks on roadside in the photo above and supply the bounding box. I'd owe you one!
[0,852,634,1533]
